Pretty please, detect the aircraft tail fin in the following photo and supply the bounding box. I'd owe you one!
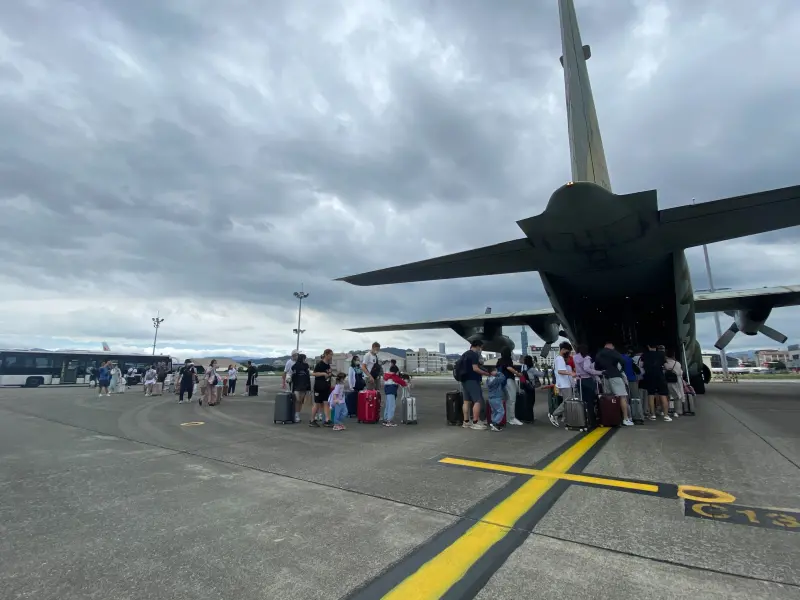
[102,341,110,351]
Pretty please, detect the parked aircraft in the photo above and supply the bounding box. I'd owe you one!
[337,0,800,393]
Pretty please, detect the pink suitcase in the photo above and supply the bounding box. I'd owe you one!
[357,390,381,423]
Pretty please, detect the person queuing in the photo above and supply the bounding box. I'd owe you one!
[178,359,196,404]
[291,353,312,423]
[226,364,237,395]
[496,346,524,426]
[311,349,334,427]
[282,351,298,391]
[548,342,577,427]
[244,360,258,396]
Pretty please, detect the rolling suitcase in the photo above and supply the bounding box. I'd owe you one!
[629,395,645,424]
[249,384,259,396]
[598,394,622,427]
[446,390,463,425]
[345,390,358,417]
[357,390,381,423]
[486,398,507,426]
[401,390,418,424]
[514,389,534,423]
[565,383,593,431]
[683,382,696,415]
[273,391,294,424]
[151,382,163,396]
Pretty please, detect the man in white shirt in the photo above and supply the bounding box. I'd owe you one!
[361,342,383,392]
[282,351,298,391]
[549,342,577,427]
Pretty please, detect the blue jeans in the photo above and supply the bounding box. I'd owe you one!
[488,394,505,425]
[333,403,347,425]
[384,393,396,422]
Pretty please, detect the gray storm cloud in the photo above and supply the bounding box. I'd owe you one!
[0,0,798,354]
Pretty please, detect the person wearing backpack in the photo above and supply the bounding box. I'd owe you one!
[454,340,491,430]
[361,342,384,393]
[664,349,684,416]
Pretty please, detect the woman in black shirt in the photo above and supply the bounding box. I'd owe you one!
[310,349,334,427]
[291,354,311,423]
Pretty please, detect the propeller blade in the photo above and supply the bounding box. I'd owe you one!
[540,343,551,358]
[714,323,739,350]
[758,323,788,344]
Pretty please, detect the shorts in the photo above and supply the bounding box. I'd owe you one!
[606,376,628,397]
[313,389,330,404]
[461,379,483,404]
[99,379,110,388]
[294,390,310,404]
[643,376,668,397]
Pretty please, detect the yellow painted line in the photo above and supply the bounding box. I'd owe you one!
[439,457,659,494]
[382,427,611,600]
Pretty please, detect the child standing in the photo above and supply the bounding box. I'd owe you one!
[329,373,348,431]
[382,370,408,427]
[486,368,507,432]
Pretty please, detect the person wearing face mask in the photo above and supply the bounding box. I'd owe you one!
[548,342,577,427]
[311,349,335,427]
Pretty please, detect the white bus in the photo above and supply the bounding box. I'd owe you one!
[0,350,172,387]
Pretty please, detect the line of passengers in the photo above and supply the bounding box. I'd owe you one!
[548,340,687,428]
[281,342,410,429]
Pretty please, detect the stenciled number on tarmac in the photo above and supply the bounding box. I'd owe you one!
[685,502,800,532]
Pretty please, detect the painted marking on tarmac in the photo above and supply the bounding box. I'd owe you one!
[345,427,614,600]
[180,421,205,427]
[439,457,735,504]
[685,502,800,532]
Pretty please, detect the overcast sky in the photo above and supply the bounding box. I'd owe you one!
[1,0,798,359]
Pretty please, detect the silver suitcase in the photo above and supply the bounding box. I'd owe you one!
[401,391,418,424]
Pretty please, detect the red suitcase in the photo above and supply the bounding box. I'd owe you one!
[598,394,622,427]
[357,390,381,423]
[485,399,507,426]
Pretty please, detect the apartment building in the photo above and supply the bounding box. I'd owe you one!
[406,348,448,372]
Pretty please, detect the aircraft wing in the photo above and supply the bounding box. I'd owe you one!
[346,308,557,333]
[337,239,548,286]
[659,184,800,249]
[694,285,800,313]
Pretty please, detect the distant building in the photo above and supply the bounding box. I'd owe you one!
[789,344,799,369]
[530,346,558,368]
[520,328,529,356]
[755,349,790,367]
[701,352,741,369]
[405,348,448,372]
[438,343,446,354]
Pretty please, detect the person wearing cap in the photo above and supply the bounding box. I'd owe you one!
[282,350,299,391]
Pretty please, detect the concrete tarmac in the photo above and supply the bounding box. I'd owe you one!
[1,378,798,599]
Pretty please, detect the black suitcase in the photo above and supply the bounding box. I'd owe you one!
[446,390,463,425]
[345,390,358,417]
[249,384,259,396]
[273,392,294,424]
[515,389,534,423]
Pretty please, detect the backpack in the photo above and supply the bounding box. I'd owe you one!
[632,362,641,376]
[353,369,366,391]
[453,352,471,382]
[665,365,679,383]
[369,357,382,379]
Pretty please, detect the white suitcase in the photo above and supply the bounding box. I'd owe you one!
[401,394,418,424]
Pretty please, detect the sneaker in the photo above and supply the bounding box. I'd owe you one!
[293,415,301,423]
[309,420,320,427]
[548,414,560,428]
[508,418,524,426]
[648,415,657,421]
[332,425,343,431]
[470,422,487,430]
[98,394,102,397]
[663,415,672,422]
[178,400,183,404]
[489,423,502,432]
[462,421,472,429]
[622,419,634,427]
[323,420,333,428]
[385,421,397,427]
[672,413,680,418]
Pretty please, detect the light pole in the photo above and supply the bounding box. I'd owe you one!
[151,311,165,356]
[293,286,309,352]
[694,198,729,379]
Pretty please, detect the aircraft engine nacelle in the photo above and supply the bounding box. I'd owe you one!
[733,308,770,335]
[528,318,562,358]
[456,323,515,354]
[715,307,788,350]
